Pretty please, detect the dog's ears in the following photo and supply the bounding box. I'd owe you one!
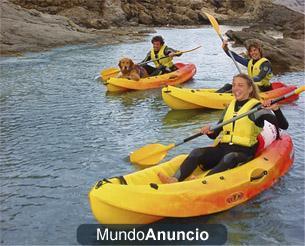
[129,59,134,67]
[118,60,122,69]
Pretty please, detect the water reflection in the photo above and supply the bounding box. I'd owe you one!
[163,108,222,127]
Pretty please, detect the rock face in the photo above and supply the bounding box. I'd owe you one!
[273,0,305,14]
[0,0,153,55]
[9,0,126,29]
[225,1,304,73]
[9,0,262,27]
[1,1,94,55]
[121,0,211,25]
[1,0,304,74]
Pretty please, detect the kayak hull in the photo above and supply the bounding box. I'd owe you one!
[89,134,294,225]
[101,63,196,92]
[162,82,299,110]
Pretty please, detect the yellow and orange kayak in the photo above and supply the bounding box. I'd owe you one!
[162,82,299,110]
[100,63,196,92]
[89,134,293,225]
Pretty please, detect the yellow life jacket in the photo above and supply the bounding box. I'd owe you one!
[247,57,273,88]
[219,98,262,147]
[150,45,174,68]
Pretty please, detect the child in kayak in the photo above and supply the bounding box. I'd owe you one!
[217,39,273,92]
[158,73,288,183]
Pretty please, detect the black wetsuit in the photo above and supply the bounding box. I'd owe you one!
[141,46,181,76]
[174,99,288,181]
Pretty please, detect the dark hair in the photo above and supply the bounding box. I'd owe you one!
[233,73,261,100]
[151,35,164,45]
[246,39,263,57]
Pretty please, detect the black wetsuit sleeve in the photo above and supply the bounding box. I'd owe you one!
[273,109,289,129]
[224,49,249,67]
[250,107,289,130]
[252,61,272,82]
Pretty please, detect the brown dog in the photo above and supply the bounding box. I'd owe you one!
[117,57,148,81]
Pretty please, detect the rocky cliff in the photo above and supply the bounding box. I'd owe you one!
[225,1,304,73]
[1,0,304,73]
[0,0,153,55]
[8,0,291,28]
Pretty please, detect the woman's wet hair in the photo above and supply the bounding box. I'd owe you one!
[151,35,165,45]
[233,73,261,100]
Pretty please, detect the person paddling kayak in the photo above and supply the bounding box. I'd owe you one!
[158,73,288,183]
[140,35,182,76]
[217,39,273,93]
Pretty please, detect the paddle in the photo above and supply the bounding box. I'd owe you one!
[130,85,305,165]
[204,12,242,73]
[137,45,202,66]
[99,67,120,81]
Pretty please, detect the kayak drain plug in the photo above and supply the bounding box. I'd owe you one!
[150,183,159,190]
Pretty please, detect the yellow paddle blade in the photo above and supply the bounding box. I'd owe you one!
[295,85,305,94]
[130,143,175,166]
[101,67,120,81]
[204,12,221,36]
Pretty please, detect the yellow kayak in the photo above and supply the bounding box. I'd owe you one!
[89,134,293,225]
[100,63,196,92]
[162,82,299,110]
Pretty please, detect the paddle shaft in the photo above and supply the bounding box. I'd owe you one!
[175,87,303,146]
[204,12,242,73]
[137,46,201,66]
[137,55,172,66]
[217,31,242,74]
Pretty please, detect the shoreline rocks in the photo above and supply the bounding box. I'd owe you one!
[1,0,304,73]
[225,1,304,73]
[0,1,155,56]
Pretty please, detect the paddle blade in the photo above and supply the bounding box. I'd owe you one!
[130,143,175,166]
[101,67,120,81]
[204,12,221,36]
[295,85,305,94]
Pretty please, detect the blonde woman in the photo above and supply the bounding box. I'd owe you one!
[159,74,288,183]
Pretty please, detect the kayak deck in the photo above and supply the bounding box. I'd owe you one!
[89,134,294,225]
[162,82,299,110]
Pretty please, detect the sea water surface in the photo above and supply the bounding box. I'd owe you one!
[0,27,304,245]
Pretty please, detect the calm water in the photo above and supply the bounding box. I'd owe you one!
[0,27,304,245]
